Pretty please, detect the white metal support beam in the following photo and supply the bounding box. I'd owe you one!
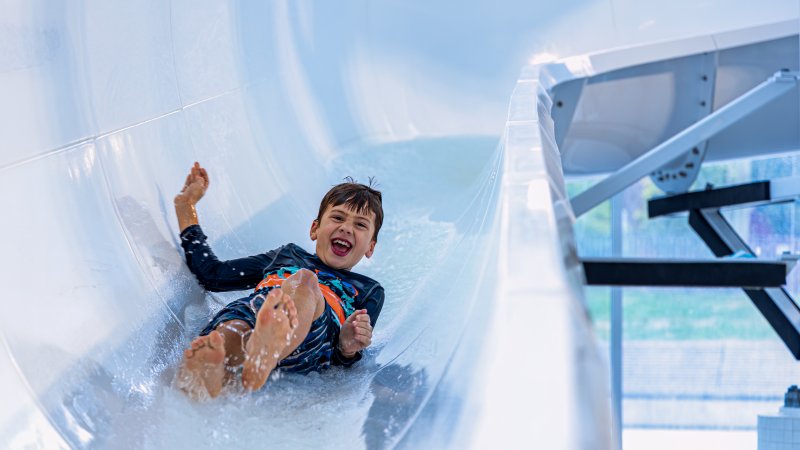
[570,70,800,217]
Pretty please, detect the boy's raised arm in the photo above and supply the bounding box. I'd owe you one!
[175,162,272,292]
[174,162,209,233]
[180,225,274,292]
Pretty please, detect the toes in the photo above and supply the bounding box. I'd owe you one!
[185,333,226,360]
[208,331,224,348]
[284,297,299,329]
[281,292,296,310]
[265,289,283,310]
[278,293,296,325]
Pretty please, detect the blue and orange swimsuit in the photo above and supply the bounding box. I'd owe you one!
[180,225,384,373]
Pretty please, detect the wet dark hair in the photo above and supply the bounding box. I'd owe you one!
[316,177,383,242]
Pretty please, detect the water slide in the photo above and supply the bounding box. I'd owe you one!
[1,1,796,448]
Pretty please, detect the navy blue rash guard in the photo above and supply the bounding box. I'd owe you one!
[180,224,384,367]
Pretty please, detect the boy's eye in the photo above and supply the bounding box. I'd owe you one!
[357,222,367,229]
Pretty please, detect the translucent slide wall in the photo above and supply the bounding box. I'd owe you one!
[0,1,794,448]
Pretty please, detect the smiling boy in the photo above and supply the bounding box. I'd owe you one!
[174,162,384,398]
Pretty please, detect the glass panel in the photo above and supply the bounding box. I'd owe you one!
[569,151,800,434]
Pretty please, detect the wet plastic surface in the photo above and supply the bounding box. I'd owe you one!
[3,1,794,448]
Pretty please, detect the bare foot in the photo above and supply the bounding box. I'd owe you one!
[242,289,299,391]
[176,331,227,399]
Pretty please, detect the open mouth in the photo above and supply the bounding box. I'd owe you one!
[331,238,353,257]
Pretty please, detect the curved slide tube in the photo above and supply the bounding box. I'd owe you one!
[2,1,794,448]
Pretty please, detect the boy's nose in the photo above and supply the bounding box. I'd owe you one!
[338,222,354,234]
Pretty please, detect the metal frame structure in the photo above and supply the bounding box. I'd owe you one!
[587,175,800,356]
[571,71,800,447]
[689,208,800,358]
[646,177,800,359]
[582,257,788,287]
[570,70,800,218]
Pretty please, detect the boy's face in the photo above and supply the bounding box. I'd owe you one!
[310,204,377,270]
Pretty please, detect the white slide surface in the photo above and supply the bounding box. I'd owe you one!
[2,1,796,448]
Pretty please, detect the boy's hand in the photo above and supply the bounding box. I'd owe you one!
[338,309,372,358]
[174,162,209,207]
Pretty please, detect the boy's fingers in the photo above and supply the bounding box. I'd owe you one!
[352,324,372,337]
[347,310,369,327]
[193,164,202,182]
[355,314,370,323]
[356,328,372,338]
[351,324,368,335]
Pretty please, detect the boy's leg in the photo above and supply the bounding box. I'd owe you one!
[212,319,253,367]
[242,268,325,391]
[178,268,325,397]
[176,330,228,399]
[176,317,260,399]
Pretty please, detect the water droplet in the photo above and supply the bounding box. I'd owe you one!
[240,271,245,276]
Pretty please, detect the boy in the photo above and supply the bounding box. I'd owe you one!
[174,162,384,399]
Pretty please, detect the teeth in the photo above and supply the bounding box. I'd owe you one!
[333,239,351,248]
